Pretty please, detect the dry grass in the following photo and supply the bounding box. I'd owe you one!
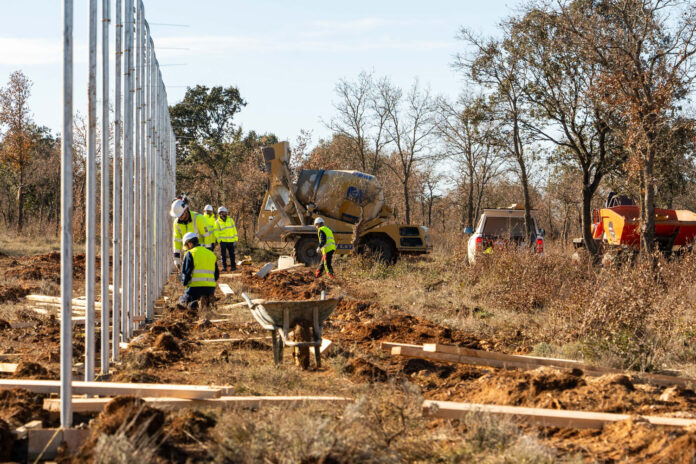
[338,243,696,374]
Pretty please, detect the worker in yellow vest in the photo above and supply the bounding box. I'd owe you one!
[203,204,218,251]
[170,198,214,268]
[177,232,219,310]
[314,217,335,279]
[215,206,238,271]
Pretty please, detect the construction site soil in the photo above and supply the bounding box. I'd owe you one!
[2,256,696,461]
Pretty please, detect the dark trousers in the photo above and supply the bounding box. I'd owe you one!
[220,242,236,270]
[179,286,215,308]
[316,250,335,276]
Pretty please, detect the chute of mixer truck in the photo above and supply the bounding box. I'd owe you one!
[256,141,431,265]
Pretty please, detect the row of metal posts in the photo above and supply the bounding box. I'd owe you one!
[61,0,176,427]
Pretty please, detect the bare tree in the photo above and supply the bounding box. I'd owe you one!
[455,30,537,244]
[555,0,696,255]
[325,71,388,175]
[437,95,503,230]
[376,79,438,224]
[0,71,36,232]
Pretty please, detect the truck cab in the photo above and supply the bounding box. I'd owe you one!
[467,207,544,264]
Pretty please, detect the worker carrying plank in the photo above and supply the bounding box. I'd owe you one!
[170,197,214,268]
[177,232,219,310]
[215,206,238,271]
[314,217,335,279]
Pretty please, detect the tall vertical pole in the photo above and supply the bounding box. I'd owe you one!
[122,0,133,340]
[85,0,97,382]
[100,0,111,375]
[139,3,146,323]
[60,0,74,428]
[145,27,153,321]
[132,1,141,331]
[112,0,122,361]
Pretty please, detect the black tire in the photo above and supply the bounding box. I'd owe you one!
[362,235,397,264]
[294,236,321,266]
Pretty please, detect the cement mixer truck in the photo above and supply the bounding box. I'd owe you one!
[256,142,431,265]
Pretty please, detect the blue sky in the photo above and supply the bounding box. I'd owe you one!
[0,0,523,142]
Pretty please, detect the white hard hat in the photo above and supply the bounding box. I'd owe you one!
[313,217,324,226]
[170,199,188,218]
[182,232,198,245]
[204,204,214,212]
[218,206,228,214]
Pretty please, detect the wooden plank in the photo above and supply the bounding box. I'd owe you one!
[0,363,18,373]
[0,379,221,399]
[218,283,234,295]
[255,263,275,278]
[422,401,696,429]
[10,321,35,329]
[43,395,354,413]
[27,428,90,460]
[392,345,555,372]
[218,299,265,311]
[26,295,102,308]
[270,263,305,273]
[320,338,332,354]
[421,344,696,388]
[380,341,422,353]
[200,336,272,344]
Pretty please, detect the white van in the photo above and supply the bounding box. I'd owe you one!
[466,207,545,264]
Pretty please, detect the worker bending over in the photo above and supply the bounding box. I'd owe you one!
[177,232,219,310]
[203,204,218,251]
[215,206,238,271]
[314,217,335,279]
[170,198,214,268]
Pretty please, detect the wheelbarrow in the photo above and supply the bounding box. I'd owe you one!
[241,293,339,367]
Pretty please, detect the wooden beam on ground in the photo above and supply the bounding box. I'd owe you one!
[0,379,221,399]
[422,400,696,429]
[270,263,305,273]
[13,419,43,439]
[0,363,18,373]
[200,336,272,344]
[27,428,91,461]
[219,299,265,311]
[255,263,275,278]
[218,283,234,295]
[420,343,696,388]
[43,395,354,413]
[320,338,332,354]
[26,295,102,308]
[380,341,422,353]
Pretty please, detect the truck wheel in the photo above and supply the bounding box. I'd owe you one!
[363,235,396,264]
[294,236,321,266]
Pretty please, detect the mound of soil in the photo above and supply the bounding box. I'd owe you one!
[153,333,182,356]
[240,269,332,300]
[0,389,49,428]
[550,418,696,463]
[338,313,483,347]
[112,371,162,384]
[166,410,216,444]
[12,361,48,379]
[343,357,388,383]
[150,319,188,340]
[333,300,380,322]
[7,252,89,282]
[0,284,33,302]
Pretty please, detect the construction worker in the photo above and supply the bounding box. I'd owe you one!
[203,205,217,251]
[170,197,214,269]
[177,232,219,310]
[314,217,335,279]
[215,206,238,271]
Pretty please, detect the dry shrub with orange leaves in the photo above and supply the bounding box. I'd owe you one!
[454,245,696,371]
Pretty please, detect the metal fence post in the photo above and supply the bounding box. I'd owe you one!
[112,0,122,362]
[100,0,111,375]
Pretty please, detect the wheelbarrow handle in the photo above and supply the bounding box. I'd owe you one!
[241,293,256,309]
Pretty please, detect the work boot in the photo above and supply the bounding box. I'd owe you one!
[230,266,237,271]
[329,273,335,279]
[315,269,321,278]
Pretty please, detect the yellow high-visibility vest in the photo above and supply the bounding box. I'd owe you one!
[173,211,212,257]
[187,245,217,288]
[215,216,238,243]
[203,213,218,243]
[318,226,336,254]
